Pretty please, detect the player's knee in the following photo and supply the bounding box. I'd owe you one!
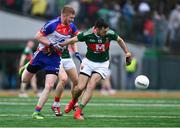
[72,78,78,86]
[45,80,56,90]
[60,76,68,84]
[45,83,53,91]
[76,85,84,92]
[21,77,30,84]
[58,79,68,86]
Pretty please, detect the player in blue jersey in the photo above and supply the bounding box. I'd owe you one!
[21,5,78,119]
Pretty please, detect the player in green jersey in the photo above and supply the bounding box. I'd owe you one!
[61,19,132,120]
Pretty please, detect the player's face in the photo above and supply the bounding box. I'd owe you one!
[98,27,109,37]
[63,14,75,25]
[27,41,34,49]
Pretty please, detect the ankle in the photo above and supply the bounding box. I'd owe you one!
[35,106,42,112]
[79,102,85,109]
[54,96,60,102]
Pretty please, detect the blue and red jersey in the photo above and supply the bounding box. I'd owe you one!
[38,17,78,51]
[29,17,78,74]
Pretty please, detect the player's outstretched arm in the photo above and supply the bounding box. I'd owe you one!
[117,36,129,54]
[60,36,78,46]
[117,36,132,65]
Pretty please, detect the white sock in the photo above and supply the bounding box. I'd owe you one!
[53,102,60,107]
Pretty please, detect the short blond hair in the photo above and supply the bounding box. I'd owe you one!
[61,5,75,15]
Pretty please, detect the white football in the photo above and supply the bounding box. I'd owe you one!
[135,75,149,89]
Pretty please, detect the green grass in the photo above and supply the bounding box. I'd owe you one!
[0,95,180,127]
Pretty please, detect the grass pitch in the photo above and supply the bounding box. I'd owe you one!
[0,90,180,127]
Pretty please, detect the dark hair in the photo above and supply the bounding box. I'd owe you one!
[61,5,75,15]
[94,19,109,29]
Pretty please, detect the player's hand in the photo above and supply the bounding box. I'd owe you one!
[59,42,66,47]
[49,43,66,53]
[49,43,58,53]
[52,43,66,51]
[42,43,63,55]
[125,52,132,66]
[75,52,83,63]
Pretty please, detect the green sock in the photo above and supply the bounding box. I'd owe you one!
[78,101,85,109]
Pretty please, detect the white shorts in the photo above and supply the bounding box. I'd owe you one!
[106,69,111,77]
[80,58,110,79]
[60,58,76,71]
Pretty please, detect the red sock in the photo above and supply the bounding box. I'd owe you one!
[35,106,41,112]
[54,96,60,102]
[72,99,77,103]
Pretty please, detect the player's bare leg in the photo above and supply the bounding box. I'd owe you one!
[66,68,78,98]
[32,74,57,119]
[19,69,35,97]
[19,82,28,97]
[52,68,67,116]
[19,70,40,97]
[52,67,79,116]
[74,73,101,120]
[31,75,41,97]
[37,74,57,107]
[21,69,34,84]
[65,74,89,113]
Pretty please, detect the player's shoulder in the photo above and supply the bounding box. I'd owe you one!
[83,28,94,36]
[48,17,60,23]
[70,22,78,30]
[70,22,77,27]
[106,29,116,35]
[42,17,60,31]
[23,47,31,54]
[45,17,60,26]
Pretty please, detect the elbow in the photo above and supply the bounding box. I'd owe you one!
[34,31,42,42]
[34,34,40,42]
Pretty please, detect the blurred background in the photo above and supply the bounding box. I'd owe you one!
[0,0,180,92]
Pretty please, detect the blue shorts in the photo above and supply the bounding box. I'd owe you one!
[27,51,60,75]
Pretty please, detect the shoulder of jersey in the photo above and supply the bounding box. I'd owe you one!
[48,17,60,23]
[106,29,115,35]
[24,47,31,54]
[83,28,94,36]
[70,22,75,26]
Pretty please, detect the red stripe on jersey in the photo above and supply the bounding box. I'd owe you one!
[40,30,46,36]
[26,54,33,61]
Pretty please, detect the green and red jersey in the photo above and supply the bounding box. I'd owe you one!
[61,47,71,58]
[77,27,118,62]
[23,47,33,64]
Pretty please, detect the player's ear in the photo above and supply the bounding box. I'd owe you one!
[96,28,100,33]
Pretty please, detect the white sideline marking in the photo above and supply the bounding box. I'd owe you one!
[0,114,179,119]
[1,98,180,104]
[0,102,180,107]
